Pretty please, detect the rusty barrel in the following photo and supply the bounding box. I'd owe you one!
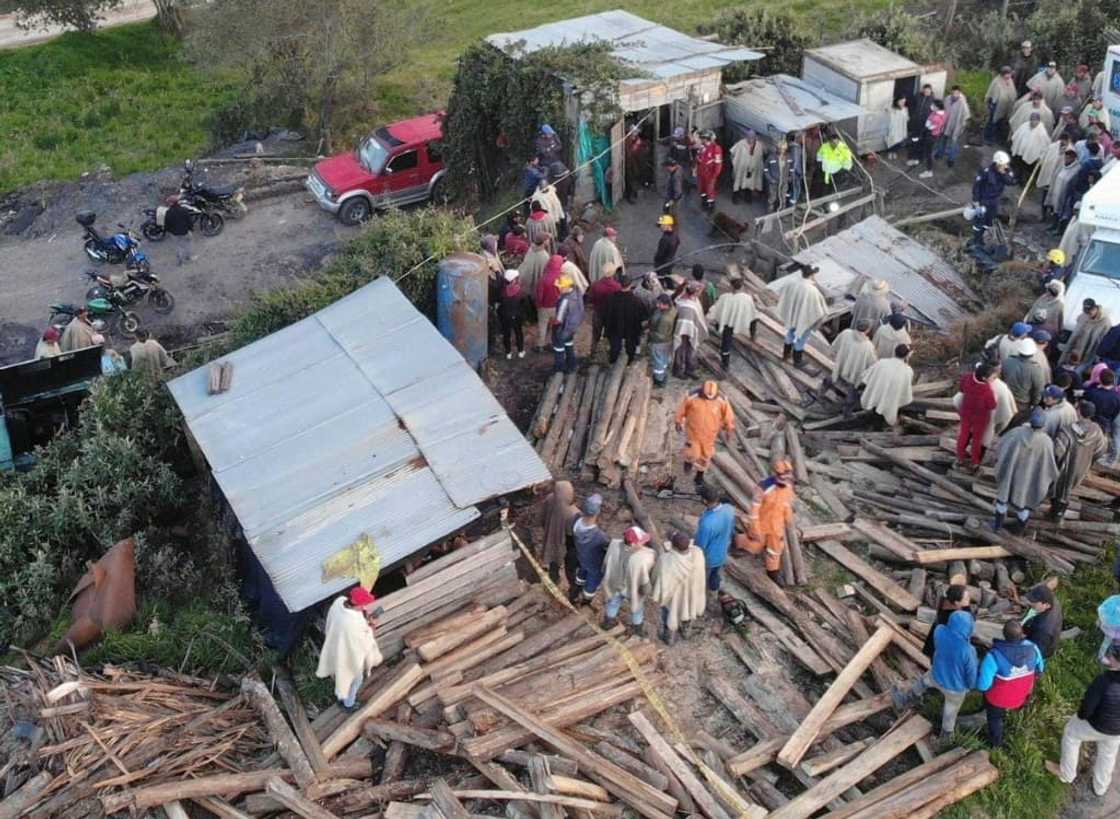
[436,251,489,368]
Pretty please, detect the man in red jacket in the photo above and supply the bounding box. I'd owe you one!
[957,360,998,469]
[586,268,622,352]
[535,255,564,352]
[696,131,724,210]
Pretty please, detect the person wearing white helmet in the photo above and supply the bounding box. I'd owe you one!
[969,150,1015,248]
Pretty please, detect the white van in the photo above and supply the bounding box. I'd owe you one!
[1063,170,1120,334]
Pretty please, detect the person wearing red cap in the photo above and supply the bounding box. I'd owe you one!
[601,526,656,635]
[316,586,383,711]
[35,325,62,359]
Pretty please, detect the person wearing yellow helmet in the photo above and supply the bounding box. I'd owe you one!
[550,274,584,373]
[653,214,679,277]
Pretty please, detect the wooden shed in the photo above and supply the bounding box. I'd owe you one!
[802,39,947,154]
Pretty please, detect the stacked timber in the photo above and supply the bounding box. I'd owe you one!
[530,360,680,488]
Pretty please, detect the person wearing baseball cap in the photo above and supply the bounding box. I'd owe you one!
[1061,298,1112,369]
[1051,400,1108,521]
[1012,40,1037,95]
[316,585,383,711]
[736,459,797,584]
[1041,382,1077,438]
[571,493,610,605]
[601,525,656,635]
[993,407,1059,533]
[1023,583,1063,659]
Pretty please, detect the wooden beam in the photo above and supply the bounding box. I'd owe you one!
[321,661,425,760]
[275,670,330,776]
[264,777,341,819]
[837,750,994,819]
[0,771,52,819]
[812,540,921,611]
[628,711,733,819]
[416,606,508,662]
[241,676,316,789]
[801,738,874,777]
[363,720,456,752]
[777,626,894,769]
[784,193,877,240]
[913,546,1012,564]
[798,523,854,543]
[473,686,677,819]
[769,715,932,819]
[429,779,473,819]
[103,770,291,813]
[818,747,969,819]
[528,756,566,819]
[421,790,622,816]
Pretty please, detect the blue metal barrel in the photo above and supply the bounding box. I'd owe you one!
[436,252,489,368]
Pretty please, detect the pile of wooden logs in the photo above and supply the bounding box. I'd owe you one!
[530,360,681,488]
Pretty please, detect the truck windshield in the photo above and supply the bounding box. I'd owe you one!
[357,136,390,173]
[1081,239,1120,279]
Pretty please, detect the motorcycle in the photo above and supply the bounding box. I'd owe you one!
[180,159,247,218]
[49,297,142,339]
[83,269,175,315]
[139,200,223,241]
[77,211,151,273]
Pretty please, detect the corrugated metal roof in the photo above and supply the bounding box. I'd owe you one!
[723,75,867,141]
[805,39,921,82]
[486,10,762,81]
[168,277,550,612]
[781,215,981,328]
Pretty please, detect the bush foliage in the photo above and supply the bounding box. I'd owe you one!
[441,41,634,204]
[232,207,476,344]
[0,372,188,642]
[697,9,812,79]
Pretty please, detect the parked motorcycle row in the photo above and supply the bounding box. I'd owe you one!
[52,162,247,339]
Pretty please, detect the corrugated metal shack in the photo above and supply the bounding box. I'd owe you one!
[801,39,947,153]
[722,74,866,145]
[486,10,762,206]
[168,277,550,620]
[772,215,981,329]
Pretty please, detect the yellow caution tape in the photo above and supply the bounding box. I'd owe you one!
[504,521,764,819]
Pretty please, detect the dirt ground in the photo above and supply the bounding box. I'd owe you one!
[0,2,156,50]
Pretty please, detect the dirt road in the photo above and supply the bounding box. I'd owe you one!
[0,190,348,364]
[0,2,156,49]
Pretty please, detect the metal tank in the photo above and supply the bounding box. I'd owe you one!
[436,251,489,369]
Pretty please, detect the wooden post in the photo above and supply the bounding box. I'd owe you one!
[275,670,330,777]
[381,703,412,784]
[429,779,473,819]
[627,711,733,819]
[241,676,316,789]
[777,626,894,769]
[528,757,565,819]
[265,777,341,819]
[0,772,52,819]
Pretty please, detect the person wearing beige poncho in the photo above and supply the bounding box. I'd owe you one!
[588,228,624,282]
[316,587,383,708]
[860,343,914,427]
[984,67,1019,143]
[1011,113,1052,177]
[652,532,707,644]
[830,319,878,413]
[1010,93,1054,133]
[872,313,911,359]
[601,526,657,636]
[776,264,828,366]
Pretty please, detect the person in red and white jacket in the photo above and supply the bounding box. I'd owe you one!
[978,619,1045,748]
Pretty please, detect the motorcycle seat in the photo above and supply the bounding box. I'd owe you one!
[197,184,238,198]
[109,273,129,288]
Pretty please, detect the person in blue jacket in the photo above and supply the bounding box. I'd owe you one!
[893,610,979,736]
[694,483,735,593]
[977,620,1045,747]
[970,151,1015,248]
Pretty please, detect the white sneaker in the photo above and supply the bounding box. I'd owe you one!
[906,159,920,167]
[518,350,525,359]
[918,170,933,179]
[506,352,512,360]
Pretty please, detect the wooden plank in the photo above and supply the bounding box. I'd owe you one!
[547,775,611,802]
[274,671,329,776]
[720,575,831,676]
[416,607,508,662]
[528,756,566,819]
[839,750,994,819]
[191,797,254,819]
[812,540,921,611]
[801,739,873,777]
[429,779,473,819]
[423,628,522,679]
[321,661,425,760]
[874,615,932,670]
[473,687,677,819]
[406,531,512,585]
[769,715,932,819]
[777,627,894,769]
[422,790,622,816]
[798,523,854,543]
[497,751,579,778]
[241,677,316,790]
[265,778,340,819]
[488,613,588,670]
[819,747,969,819]
[907,763,999,819]
[705,677,780,739]
[627,711,732,819]
[913,546,1012,563]
[592,742,670,791]
[363,720,456,751]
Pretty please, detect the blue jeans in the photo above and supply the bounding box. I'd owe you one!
[341,674,363,708]
[606,592,644,624]
[707,565,722,592]
[785,327,812,352]
[934,136,960,165]
[649,341,671,384]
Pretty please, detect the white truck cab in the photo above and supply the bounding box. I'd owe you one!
[1063,170,1120,334]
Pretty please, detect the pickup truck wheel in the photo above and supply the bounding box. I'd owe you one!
[339,198,372,226]
[430,177,449,207]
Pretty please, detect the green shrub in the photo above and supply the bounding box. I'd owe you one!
[697,9,812,79]
[1026,0,1120,73]
[848,8,939,63]
[232,207,476,343]
[942,10,1022,72]
[0,372,188,643]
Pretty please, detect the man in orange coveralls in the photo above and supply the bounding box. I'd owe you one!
[675,380,735,486]
[736,458,797,584]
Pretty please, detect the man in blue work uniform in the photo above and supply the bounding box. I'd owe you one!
[694,483,735,594]
[970,150,1016,249]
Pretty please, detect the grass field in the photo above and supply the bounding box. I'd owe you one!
[0,21,232,192]
[0,1,896,193]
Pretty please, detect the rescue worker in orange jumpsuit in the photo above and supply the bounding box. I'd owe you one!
[696,131,724,210]
[736,458,797,584]
[675,380,735,485]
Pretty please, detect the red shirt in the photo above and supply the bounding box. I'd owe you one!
[536,256,565,309]
[586,276,622,314]
[958,373,997,424]
[504,233,529,255]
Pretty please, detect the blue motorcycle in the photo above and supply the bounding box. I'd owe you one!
[77,210,151,273]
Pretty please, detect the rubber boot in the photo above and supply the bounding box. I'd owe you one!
[720,352,731,370]
[602,613,618,630]
[991,509,1004,532]
[694,470,705,486]
[767,569,782,585]
[680,620,692,640]
[793,349,804,367]
[782,343,792,361]
[659,623,672,644]
[628,621,644,638]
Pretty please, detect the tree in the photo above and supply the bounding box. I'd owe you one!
[697,9,811,80]
[186,0,420,153]
[12,0,122,32]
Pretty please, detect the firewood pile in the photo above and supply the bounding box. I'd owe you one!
[530,361,684,489]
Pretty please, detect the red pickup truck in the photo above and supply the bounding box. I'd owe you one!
[305,113,447,225]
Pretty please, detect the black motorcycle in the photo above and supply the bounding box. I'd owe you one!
[83,269,175,314]
[180,160,247,218]
[139,201,223,241]
[78,210,151,273]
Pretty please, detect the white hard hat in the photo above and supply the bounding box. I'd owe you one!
[993,150,1011,166]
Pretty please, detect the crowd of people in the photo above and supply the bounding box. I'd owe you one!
[34,307,175,378]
